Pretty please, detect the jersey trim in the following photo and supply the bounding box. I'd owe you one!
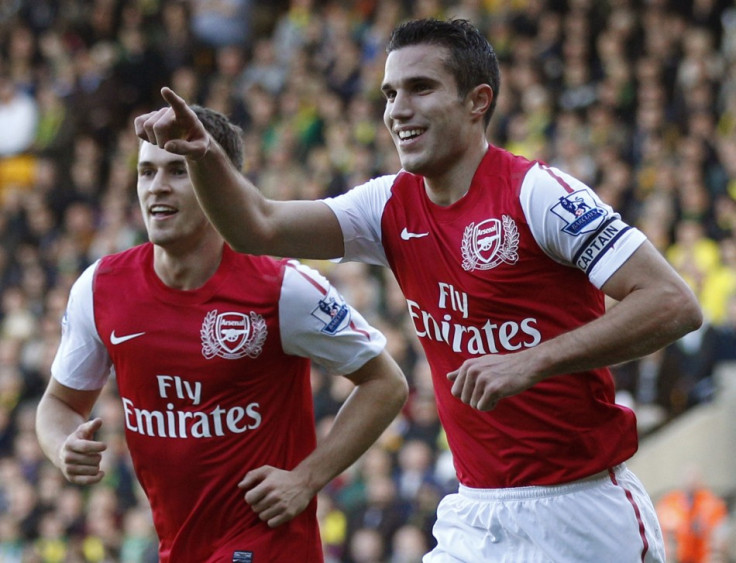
[539,163,574,193]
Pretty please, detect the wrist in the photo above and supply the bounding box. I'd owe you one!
[186,133,212,163]
[525,344,556,384]
[55,439,67,469]
[293,461,327,495]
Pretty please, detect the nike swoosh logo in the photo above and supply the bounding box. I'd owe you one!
[400,227,429,240]
[110,331,146,345]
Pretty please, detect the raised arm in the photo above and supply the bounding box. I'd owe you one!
[237,351,408,527]
[448,241,703,410]
[135,87,344,259]
[36,379,107,485]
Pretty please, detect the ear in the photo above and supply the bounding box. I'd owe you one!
[467,84,493,123]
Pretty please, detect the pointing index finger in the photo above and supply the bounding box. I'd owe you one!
[160,87,193,119]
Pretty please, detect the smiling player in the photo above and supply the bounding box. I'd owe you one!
[135,18,702,562]
[36,104,407,562]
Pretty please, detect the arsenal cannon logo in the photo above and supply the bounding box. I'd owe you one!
[461,215,519,272]
[201,310,267,360]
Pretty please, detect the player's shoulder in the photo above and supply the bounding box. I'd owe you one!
[225,245,286,276]
[487,144,537,170]
[344,173,402,199]
[97,242,152,273]
[281,258,328,288]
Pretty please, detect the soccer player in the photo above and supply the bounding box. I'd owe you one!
[135,19,703,562]
[35,105,408,562]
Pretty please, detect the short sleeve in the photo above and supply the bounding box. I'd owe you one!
[519,163,646,288]
[51,261,113,390]
[322,175,397,266]
[278,260,386,374]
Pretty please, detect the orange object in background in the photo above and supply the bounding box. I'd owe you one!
[656,470,729,563]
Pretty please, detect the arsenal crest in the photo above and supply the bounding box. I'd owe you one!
[461,215,519,272]
[201,310,267,360]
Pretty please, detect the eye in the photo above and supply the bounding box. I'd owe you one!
[382,89,396,101]
[412,82,432,94]
[138,168,154,178]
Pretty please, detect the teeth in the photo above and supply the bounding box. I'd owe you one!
[151,205,175,214]
[398,129,423,140]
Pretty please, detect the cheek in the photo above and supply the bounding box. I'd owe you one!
[187,202,210,226]
[137,194,147,217]
[383,108,392,132]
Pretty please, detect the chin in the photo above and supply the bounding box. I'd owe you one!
[147,232,170,246]
[399,156,425,175]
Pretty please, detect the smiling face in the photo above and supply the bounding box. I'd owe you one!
[137,141,214,252]
[382,44,480,181]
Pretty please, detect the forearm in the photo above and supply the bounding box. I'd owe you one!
[36,393,87,467]
[186,140,272,253]
[186,141,343,259]
[293,364,407,493]
[450,244,703,411]
[529,283,702,381]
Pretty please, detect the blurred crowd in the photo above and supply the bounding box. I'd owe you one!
[0,0,735,561]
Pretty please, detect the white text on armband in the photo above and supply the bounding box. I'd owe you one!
[574,220,630,274]
[406,300,541,354]
[122,398,262,439]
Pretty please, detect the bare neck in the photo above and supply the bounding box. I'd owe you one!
[424,140,489,206]
[153,235,225,290]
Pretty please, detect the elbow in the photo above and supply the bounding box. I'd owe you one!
[685,297,704,333]
[395,373,410,409]
[360,353,409,415]
[387,366,410,413]
[665,283,704,338]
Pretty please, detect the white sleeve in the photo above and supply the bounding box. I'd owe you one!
[519,163,647,289]
[51,261,113,390]
[321,175,397,266]
[279,260,386,374]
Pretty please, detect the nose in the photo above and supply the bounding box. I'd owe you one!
[147,170,171,194]
[388,90,413,121]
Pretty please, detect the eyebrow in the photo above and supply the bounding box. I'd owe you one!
[381,75,438,92]
[136,157,186,169]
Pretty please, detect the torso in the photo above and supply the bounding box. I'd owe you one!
[92,244,321,562]
[325,146,642,488]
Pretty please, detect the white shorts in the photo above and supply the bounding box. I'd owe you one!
[424,464,665,563]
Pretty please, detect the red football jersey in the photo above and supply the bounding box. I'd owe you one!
[54,243,385,562]
[325,146,644,488]
[93,244,320,561]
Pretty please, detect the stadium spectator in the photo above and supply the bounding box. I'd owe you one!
[657,465,730,563]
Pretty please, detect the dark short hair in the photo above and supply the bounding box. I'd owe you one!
[386,18,500,127]
[191,105,244,170]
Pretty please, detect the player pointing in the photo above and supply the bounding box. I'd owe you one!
[36,104,407,562]
[136,18,702,562]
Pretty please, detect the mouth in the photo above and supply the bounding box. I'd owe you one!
[149,204,177,219]
[396,127,426,145]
